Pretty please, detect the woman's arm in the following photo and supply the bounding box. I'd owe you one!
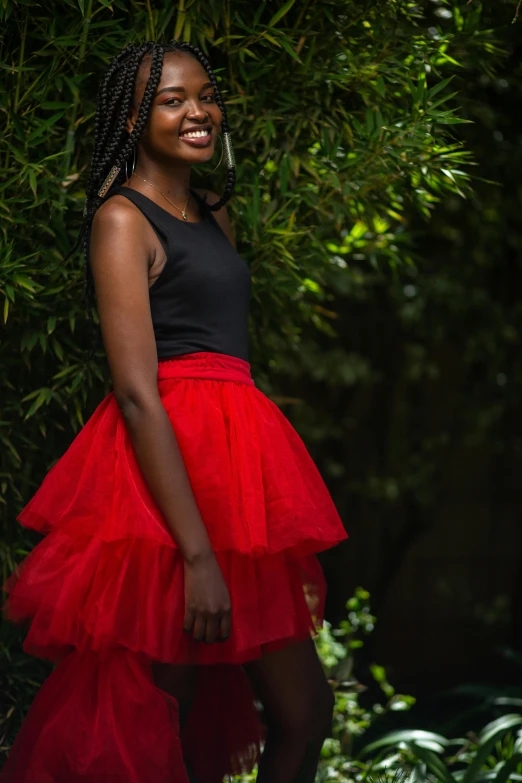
[89,197,231,645]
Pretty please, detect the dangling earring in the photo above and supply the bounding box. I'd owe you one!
[209,133,223,173]
[125,148,137,181]
[222,132,235,169]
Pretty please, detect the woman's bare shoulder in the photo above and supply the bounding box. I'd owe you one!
[92,194,142,233]
[91,194,162,269]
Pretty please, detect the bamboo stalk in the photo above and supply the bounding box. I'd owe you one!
[14,14,28,112]
[61,0,93,182]
[146,0,155,39]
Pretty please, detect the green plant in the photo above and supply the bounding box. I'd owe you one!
[231,586,522,783]
[314,589,522,783]
[355,713,522,783]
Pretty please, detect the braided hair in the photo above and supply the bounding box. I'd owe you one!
[79,40,236,358]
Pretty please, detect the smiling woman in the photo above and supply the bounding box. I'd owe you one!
[0,39,348,783]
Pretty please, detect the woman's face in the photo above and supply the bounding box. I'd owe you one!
[128,50,222,166]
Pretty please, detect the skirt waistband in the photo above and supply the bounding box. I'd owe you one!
[157,351,255,386]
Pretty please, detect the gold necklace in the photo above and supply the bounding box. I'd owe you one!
[132,173,191,220]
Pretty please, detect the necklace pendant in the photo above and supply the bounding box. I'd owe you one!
[182,211,187,220]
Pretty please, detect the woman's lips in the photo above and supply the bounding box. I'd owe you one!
[179,130,212,148]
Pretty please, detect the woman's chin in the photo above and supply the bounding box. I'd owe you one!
[162,144,216,166]
[183,148,216,166]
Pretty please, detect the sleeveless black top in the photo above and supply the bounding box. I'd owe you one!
[110,186,251,362]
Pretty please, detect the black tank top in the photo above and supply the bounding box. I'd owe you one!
[109,186,251,362]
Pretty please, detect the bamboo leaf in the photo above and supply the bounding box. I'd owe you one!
[12,273,37,292]
[27,112,65,143]
[268,0,297,27]
[261,31,281,47]
[278,36,303,63]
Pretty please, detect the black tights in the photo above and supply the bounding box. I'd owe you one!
[244,639,334,783]
[151,638,334,783]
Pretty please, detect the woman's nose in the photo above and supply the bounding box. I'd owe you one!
[186,102,209,119]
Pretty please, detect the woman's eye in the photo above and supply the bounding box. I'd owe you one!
[164,95,214,106]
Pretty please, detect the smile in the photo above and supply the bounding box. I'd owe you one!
[179,128,212,148]
[180,129,211,139]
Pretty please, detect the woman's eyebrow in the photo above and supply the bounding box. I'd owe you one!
[156,82,213,95]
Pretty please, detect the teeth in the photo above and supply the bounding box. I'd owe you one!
[181,129,210,138]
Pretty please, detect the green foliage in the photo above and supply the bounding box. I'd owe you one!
[257,1,522,644]
[231,586,418,782]
[234,587,522,783]
[353,712,522,783]
[318,587,417,765]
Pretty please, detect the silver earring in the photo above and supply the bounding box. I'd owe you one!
[210,133,224,173]
[223,132,235,168]
[125,148,137,181]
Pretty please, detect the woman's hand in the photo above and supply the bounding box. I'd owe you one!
[183,550,232,644]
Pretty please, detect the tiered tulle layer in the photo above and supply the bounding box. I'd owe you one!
[0,648,189,783]
[14,352,344,558]
[1,351,348,783]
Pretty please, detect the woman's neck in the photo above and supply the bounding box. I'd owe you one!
[132,160,192,203]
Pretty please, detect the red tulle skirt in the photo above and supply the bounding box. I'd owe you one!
[1,351,347,783]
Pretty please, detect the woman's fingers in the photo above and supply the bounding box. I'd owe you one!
[192,613,207,642]
[183,606,195,635]
[185,610,231,643]
[204,614,220,645]
[219,610,231,642]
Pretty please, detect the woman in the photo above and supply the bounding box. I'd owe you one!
[1,40,348,783]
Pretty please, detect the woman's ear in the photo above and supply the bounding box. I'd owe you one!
[126,112,136,135]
